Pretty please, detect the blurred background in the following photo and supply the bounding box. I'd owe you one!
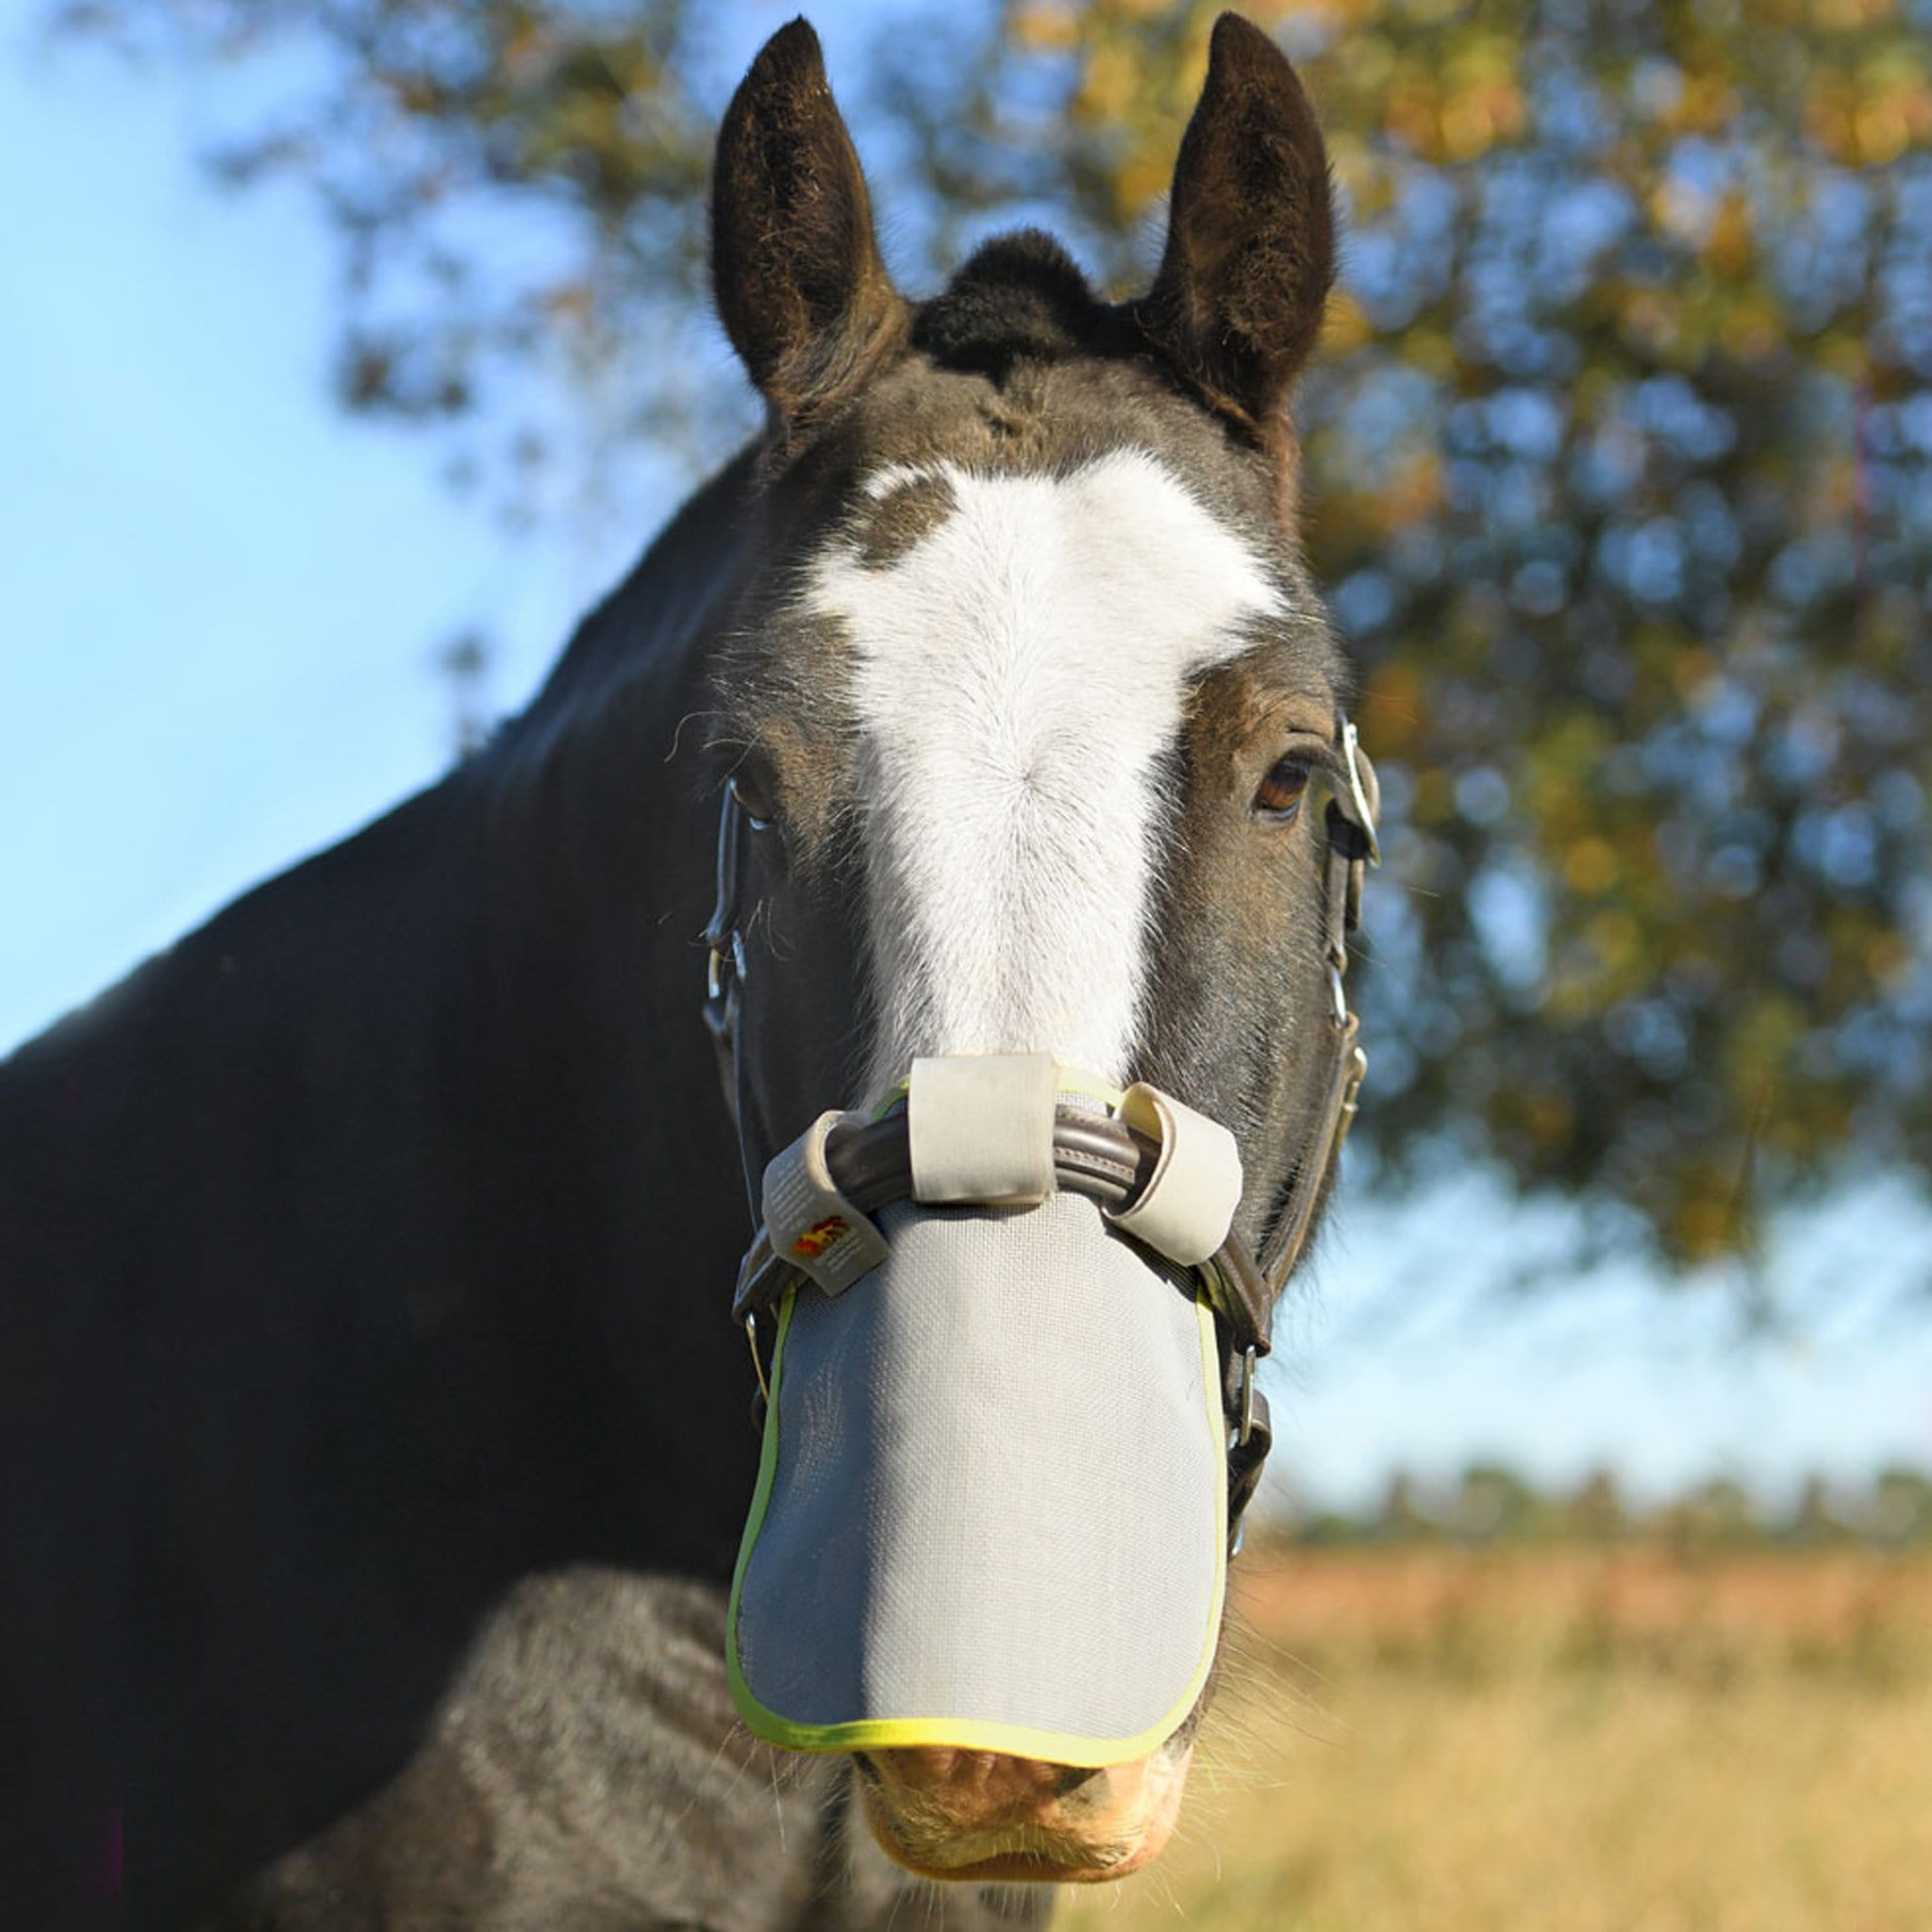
[4,0,1928,1922]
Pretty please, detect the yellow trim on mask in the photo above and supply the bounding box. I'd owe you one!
[724,1280,1229,1769]
[1049,1064,1128,1109]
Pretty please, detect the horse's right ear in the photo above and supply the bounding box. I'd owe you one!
[1139,14,1336,441]
[711,19,908,424]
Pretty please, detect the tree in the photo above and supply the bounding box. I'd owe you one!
[1374,1468,1437,1541]
[1867,1465,1932,1546]
[1564,1465,1628,1541]
[1452,1460,1545,1544]
[1785,1473,1851,1547]
[49,0,1932,1265]
[1663,1474,1760,1551]
[914,0,1932,1264]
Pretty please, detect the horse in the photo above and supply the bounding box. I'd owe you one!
[0,13,1374,1928]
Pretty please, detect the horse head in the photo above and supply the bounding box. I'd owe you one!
[701,12,1371,1888]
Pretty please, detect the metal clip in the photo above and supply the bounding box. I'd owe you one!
[702,781,744,958]
[708,930,747,1001]
[1230,1345,1257,1450]
[1339,716,1381,865]
[1336,1043,1368,1154]
[703,780,756,1108]
[744,1311,771,1406]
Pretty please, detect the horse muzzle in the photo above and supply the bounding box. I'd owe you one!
[854,1740,1193,1883]
[725,1054,1248,1861]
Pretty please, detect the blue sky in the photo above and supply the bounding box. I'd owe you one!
[0,12,627,1057]
[3,7,1927,1509]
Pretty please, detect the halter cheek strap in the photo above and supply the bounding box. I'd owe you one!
[703,716,1380,1547]
[1254,715,1379,1293]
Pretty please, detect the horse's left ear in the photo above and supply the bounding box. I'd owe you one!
[1139,14,1336,439]
[711,19,908,425]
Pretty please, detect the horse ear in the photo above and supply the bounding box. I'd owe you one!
[1140,14,1336,437]
[711,19,908,423]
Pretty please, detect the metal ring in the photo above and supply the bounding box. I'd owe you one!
[1328,961,1350,1028]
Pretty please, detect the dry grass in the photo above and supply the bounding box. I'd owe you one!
[1061,1549,1932,1932]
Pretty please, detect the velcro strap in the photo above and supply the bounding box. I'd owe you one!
[1107,1084,1243,1267]
[761,1111,891,1294]
[908,1053,1058,1206]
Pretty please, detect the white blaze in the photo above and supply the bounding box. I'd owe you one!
[808,449,1282,1091]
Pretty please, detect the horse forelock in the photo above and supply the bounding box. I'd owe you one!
[911,229,1123,376]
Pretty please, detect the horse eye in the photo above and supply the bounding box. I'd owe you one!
[1254,756,1310,822]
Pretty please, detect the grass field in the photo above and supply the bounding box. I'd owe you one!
[1060,1548,1932,1932]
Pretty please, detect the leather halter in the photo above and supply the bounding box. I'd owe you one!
[702,716,1380,1546]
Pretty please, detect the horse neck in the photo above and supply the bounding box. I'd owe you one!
[466,449,768,1526]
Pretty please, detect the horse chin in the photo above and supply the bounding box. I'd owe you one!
[854,1740,1192,1886]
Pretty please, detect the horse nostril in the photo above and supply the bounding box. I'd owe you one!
[862,1747,1101,1810]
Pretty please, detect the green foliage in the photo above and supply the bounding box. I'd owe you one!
[49,0,1932,1263]
[913,0,1932,1261]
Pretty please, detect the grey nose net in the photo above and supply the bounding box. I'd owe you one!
[727,1058,1234,1766]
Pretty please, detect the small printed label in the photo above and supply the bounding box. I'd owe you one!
[791,1216,849,1260]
